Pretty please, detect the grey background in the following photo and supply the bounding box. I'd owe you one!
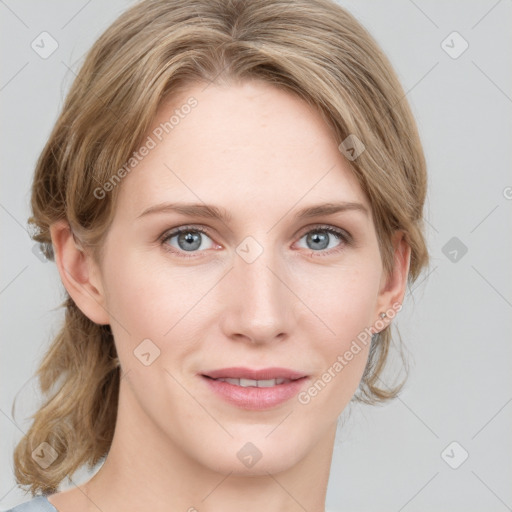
[1,1,511,510]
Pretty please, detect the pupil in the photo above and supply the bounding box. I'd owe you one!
[309,232,328,250]
[179,231,201,251]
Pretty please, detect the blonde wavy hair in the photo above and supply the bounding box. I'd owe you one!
[13,0,429,496]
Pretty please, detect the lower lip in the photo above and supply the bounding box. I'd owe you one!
[201,375,309,410]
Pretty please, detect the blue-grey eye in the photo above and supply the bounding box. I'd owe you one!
[164,228,214,253]
[297,228,346,252]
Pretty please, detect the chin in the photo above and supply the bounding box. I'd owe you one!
[209,446,305,476]
[195,428,308,476]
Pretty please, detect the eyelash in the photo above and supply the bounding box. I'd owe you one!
[159,224,352,260]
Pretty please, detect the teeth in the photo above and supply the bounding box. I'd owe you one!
[240,378,258,387]
[215,377,292,387]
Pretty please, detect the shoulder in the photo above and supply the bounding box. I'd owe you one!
[3,496,57,512]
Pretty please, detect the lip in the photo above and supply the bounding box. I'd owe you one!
[200,367,309,410]
[201,366,307,380]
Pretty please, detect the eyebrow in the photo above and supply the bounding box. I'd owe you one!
[137,201,368,222]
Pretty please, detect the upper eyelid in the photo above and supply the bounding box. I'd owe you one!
[160,225,209,240]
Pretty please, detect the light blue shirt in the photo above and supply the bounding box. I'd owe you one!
[4,495,338,511]
[4,496,57,512]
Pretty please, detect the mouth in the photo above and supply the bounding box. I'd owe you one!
[199,367,309,410]
[202,375,303,387]
[201,366,307,381]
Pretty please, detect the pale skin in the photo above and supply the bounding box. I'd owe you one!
[47,79,410,512]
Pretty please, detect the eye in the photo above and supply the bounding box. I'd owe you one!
[160,226,216,258]
[295,225,351,256]
[159,224,352,259]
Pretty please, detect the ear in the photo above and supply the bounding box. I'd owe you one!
[49,219,110,325]
[374,230,411,327]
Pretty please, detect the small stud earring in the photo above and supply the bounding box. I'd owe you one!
[379,312,387,319]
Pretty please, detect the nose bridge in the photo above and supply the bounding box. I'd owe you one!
[222,234,294,343]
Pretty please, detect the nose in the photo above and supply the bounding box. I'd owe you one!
[219,240,296,345]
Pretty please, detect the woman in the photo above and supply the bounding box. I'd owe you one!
[9,0,429,510]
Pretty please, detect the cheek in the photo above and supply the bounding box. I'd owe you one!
[100,250,216,355]
[295,261,380,390]
[99,251,162,354]
[292,271,379,413]
[103,259,162,328]
[293,258,382,338]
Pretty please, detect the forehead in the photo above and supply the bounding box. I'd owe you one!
[114,80,370,222]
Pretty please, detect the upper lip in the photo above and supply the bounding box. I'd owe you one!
[201,367,307,381]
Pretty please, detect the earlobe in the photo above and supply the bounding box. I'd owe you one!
[375,230,411,323]
[49,220,110,325]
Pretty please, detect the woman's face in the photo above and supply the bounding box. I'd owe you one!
[92,79,398,474]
